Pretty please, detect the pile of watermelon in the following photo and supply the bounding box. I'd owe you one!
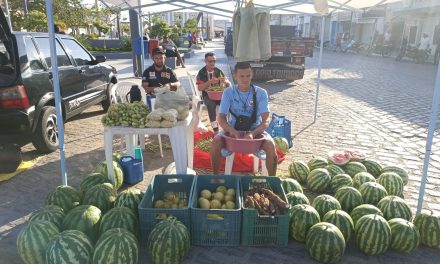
[284,149,440,263]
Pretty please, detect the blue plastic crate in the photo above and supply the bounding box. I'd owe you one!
[138,174,195,244]
[190,175,241,246]
[241,176,290,246]
[119,156,144,185]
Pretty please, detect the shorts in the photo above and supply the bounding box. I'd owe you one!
[165,49,178,57]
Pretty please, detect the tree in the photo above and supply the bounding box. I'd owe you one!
[26,10,49,32]
[120,24,130,36]
[93,20,111,36]
[184,17,198,34]
[150,19,170,39]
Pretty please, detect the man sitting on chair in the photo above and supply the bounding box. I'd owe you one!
[196,52,231,132]
[161,35,186,68]
[210,62,277,175]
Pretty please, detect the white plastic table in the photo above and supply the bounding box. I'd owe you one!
[104,113,194,184]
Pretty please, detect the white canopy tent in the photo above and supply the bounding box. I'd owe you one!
[43,0,438,214]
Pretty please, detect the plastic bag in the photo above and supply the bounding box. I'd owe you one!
[155,87,190,112]
[161,109,178,122]
[147,108,165,121]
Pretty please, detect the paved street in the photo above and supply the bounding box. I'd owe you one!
[1,39,440,263]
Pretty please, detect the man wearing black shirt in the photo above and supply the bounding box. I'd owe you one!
[142,47,180,96]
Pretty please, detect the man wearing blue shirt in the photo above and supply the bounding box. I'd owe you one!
[210,62,277,175]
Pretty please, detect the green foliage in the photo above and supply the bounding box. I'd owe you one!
[93,20,111,35]
[150,19,170,39]
[120,36,132,51]
[183,17,198,34]
[74,35,92,50]
[120,24,131,35]
[25,10,47,32]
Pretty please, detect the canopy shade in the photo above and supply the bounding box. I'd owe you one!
[99,0,402,17]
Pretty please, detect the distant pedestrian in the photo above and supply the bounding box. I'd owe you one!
[334,33,342,52]
[192,32,198,45]
[187,32,192,48]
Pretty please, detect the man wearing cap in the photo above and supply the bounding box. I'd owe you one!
[142,47,180,97]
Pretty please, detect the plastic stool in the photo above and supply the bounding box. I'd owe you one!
[224,152,268,176]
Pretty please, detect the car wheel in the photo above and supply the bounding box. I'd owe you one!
[101,83,113,112]
[32,106,59,153]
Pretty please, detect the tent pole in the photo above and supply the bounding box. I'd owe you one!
[417,63,440,213]
[45,0,67,185]
[138,0,145,73]
[313,15,325,123]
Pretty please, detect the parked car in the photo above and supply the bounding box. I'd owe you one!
[0,12,117,153]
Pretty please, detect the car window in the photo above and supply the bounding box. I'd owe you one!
[0,37,16,84]
[33,37,71,68]
[24,38,44,71]
[61,38,93,66]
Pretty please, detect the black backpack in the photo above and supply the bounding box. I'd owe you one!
[126,85,142,103]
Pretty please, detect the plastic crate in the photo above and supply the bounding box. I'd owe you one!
[241,176,290,246]
[138,174,195,244]
[190,175,241,246]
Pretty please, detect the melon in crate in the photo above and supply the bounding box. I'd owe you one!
[377,195,412,221]
[307,168,331,193]
[288,161,309,183]
[388,218,420,253]
[359,182,388,206]
[29,205,65,230]
[17,220,60,264]
[62,205,101,243]
[93,228,138,264]
[99,207,139,238]
[82,183,117,214]
[290,204,321,242]
[94,161,124,190]
[377,172,404,196]
[413,209,440,248]
[45,185,81,212]
[355,214,391,255]
[323,209,354,242]
[330,174,353,193]
[306,222,346,264]
[350,204,383,226]
[312,194,341,219]
[45,230,94,264]
[334,187,363,213]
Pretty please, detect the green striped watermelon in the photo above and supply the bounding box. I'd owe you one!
[330,174,353,193]
[45,185,81,212]
[79,173,110,194]
[306,222,345,264]
[334,187,363,214]
[343,162,367,177]
[99,207,139,238]
[62,205,101,243]
[355,214,391,255]
[307,168,331,193]
[45,230,93,264]
[290,204,321,242]
[114,188,143,215]
[307,157,328,171]
[362,159,383,178]
[17,220,60,264]
[147,217,190,264]
[413,209,440,248]
[377,172,404,196]
[312,194,341,219]
[82,182,117,213]
[359,182,388,206]
[323,209,354,242]
[286,191,310,207]
[350,204,383,226]
[29,205,65,229]
[388,218,420,253]
[381,166,409,185]
[282,178,303,193]
[377,196,412,221]
[288,161,310,183]
[93,228,138,264]
[325,164,345,177]
[353,172,375,189]
[94,161,124,190]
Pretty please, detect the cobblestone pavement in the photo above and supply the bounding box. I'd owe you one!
[1,40,440,263]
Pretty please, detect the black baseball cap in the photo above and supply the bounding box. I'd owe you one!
[152,47,165,55]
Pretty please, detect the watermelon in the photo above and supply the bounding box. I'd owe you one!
[388,218,420,253]
[45,230,94,264]
[343,162,367,177]
[94,161,124,190]
[305,222,345,264]
[82,182,117,213]
[93,228,138,264]
[45,185,81,212]
[307,168,331,193]
[29,205,65,229]
[288,161,309,183]
[99,207,139,238]
[350,204,383,226]
[355,214,391,255]
[17,220,60,264]
[112,152,122,163]
[290,204,321,242]
[358,182,388,206]
[274,136,290,154]
[353,172,376,189]
[362,159,383,178]
[325,164,345,177]
[307,157,328,171]
[381,166,409,185]
[286,191,310,207]
[413,209,440,248]
[377,172,404,196]
[147,217,190,264]
[327,150,351,166]
[344,149,366,162]
[79,173,110,194]
[323,209,354,242]
[334,187,363,213]
[377,195,412,221]
[114,188,143,214]
[330,174,353,193]
[312,194,341,219]
[62,205,101,243]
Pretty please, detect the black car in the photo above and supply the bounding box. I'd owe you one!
[0,12,117,153]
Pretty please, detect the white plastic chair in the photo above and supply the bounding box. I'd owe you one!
[110,81,163,157]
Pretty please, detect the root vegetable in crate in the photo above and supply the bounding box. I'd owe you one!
[243,187,289,216]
